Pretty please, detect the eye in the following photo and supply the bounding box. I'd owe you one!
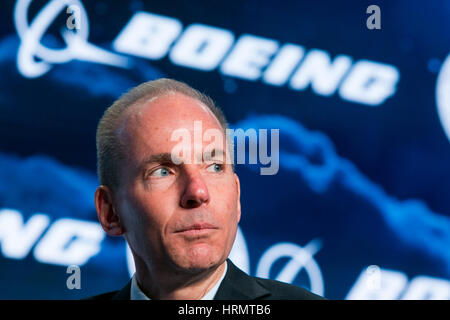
[150,167,171,177]
[207,163,224,173]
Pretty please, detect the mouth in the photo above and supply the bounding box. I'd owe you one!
[175,223,218,234]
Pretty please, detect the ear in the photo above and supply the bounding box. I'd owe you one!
[234,173,241,223]
[95,185,125,236]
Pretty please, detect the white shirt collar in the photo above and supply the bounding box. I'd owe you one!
[130,261,228,300]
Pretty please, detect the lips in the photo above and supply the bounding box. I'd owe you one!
[175,223,218,233]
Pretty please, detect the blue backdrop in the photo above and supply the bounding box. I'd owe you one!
[0,0,449,299]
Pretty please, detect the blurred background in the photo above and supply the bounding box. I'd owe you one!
[0,0,449,299]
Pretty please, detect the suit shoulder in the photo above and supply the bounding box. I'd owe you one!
[82,290,119,300]
[82,280,131,300]
[253,277,325,300]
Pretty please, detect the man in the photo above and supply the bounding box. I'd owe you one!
[90,78,323,300]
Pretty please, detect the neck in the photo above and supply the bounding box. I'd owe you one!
[134,258,227,300]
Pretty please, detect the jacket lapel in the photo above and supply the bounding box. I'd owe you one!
[111,280,132,300]
[214,259,271,300]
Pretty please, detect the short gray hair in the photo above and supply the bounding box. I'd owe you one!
[96,78,230,191]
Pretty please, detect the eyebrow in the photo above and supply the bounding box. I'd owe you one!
[138,148,227,171]
[138,153,174,171]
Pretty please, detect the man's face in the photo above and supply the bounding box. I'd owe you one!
[115,93,241,273]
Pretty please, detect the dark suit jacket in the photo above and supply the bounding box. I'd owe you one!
[87,259,324,300]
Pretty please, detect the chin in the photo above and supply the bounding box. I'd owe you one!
[175,243,224,272]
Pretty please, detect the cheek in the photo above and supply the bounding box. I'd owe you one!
[122,196,174,260]
[211,183,239,224]
[136,198,171,232]
[121,190,173,240]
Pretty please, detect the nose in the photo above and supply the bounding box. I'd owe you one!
[180,166,210,209]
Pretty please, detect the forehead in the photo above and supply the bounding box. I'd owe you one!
[118,93,225,160]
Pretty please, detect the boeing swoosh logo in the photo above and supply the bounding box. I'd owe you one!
[13,0,130,78]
